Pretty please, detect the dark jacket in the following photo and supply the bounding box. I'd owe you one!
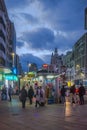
[20,88,27,101]
[79,86,85,96]
[61,87,66,96]
[28,88,34,98]
[70,85,76,94]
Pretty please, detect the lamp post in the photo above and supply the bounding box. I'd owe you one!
[11,52,15,67]
[27,62,31,73]
[75,64,79,79]
[68,68,72,87]
[28,63,31,72]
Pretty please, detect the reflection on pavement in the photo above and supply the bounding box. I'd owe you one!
[65,102,72,117]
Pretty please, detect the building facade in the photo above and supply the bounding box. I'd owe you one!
[0,0,22,89]
[50,48,63,73]
[0,0,16,69]
[73,33,87,80]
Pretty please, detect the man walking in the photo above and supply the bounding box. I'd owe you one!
[79,83,85,105]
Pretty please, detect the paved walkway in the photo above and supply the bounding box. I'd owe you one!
[0,96,87,130]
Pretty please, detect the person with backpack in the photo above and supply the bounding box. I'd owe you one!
[78,83,85,105]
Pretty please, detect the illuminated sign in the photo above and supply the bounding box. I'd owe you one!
[5,75,18,81]
[67,81,73,87]
[12,67,17,75]
[0,74,2,81]
[27,72,35,77]
[42,64,48,69]
[46,75,54,79]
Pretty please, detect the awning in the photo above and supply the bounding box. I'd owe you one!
[0,66,12,74]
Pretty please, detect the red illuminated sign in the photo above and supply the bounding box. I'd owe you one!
[43,64,48,68]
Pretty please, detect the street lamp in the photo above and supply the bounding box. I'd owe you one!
[11,52,15,67]
[27,63,31,73]
[76,64,80,79]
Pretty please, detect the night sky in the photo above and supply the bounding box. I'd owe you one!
[5,0,87,71]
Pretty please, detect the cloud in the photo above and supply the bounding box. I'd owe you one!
[37,0,87,31]
[20,27,55,50]
[19,27,83,53]
[20,13,39,25]
[5,0,32,9]
[4,0,87,71]
[16,41,25,48]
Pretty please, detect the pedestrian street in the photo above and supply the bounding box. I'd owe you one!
[0,96,87,130]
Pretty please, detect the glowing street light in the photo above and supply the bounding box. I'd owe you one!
[11,52,15,67]
[27,62,31,73]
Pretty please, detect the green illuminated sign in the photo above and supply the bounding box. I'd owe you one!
[0,74,2,81]
[5,75,18,81]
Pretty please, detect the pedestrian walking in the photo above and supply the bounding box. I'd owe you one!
[28,85,34,105]
[39,86,45,106]
[70,84,76,104]
[60,85,66,104]
[19,86,27,108]
[35,87,40,107]
[8,85,12,101]
[78,83,85,105]
[1,85,7,100]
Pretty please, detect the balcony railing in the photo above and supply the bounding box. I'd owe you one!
[0,50,6,60]
[0,23,6,36]
[0,37,6,48]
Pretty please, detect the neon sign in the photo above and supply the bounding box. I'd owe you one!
[5,75,18,81]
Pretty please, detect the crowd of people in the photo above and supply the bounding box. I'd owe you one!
[19,84,46,108]
[0,85,13,101]
[0,82,86,109]
[19,82,86,109]
[60,83,86,105]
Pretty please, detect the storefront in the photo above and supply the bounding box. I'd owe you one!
[20,72,36,89]
[0,67,18,94]
[0,66,12,89]
[34,73,60,104]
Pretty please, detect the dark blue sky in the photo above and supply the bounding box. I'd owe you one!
[5,0,87,71]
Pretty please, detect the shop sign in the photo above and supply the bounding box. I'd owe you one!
[27,72,35,77]
[0,74,2,81]
[42,64,48,69]
[5,75,18,81]
[12,67,17,75]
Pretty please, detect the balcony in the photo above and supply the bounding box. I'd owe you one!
[0,50,6,60]
[0,23,6,36]
[0,10,6,25]
[0,37,6,48]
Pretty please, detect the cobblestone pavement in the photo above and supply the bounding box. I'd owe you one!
[0,96,87,130]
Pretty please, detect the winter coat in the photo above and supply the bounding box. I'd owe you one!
[61,87,66,96]
[20,88,27,101]
[79,86,85,96]
[28,88,34,98]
